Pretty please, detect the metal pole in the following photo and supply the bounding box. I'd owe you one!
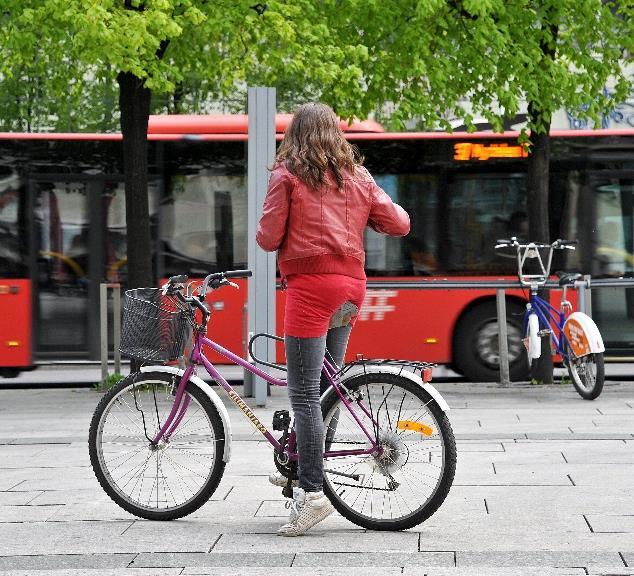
[247,86,277,407]
[496,289,510,387]
[113,285,121,375]
[100,283,108,387]
[583,275,592,318]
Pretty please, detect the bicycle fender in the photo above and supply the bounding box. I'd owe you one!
[321,366,450,413]
[140,365,233,462]
[563,312,605,356]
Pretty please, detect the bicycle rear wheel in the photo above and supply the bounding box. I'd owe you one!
[567,353,604,400]
[321,372,456,531]
[89,372,226,520]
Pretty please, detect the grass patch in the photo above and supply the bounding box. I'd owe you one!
[94,372,125,391]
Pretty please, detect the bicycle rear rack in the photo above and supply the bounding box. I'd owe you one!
[247,332,286,372]
[338,355,436,382]
[248,335,436,382]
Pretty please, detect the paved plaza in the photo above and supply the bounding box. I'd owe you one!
[0,375,633,575]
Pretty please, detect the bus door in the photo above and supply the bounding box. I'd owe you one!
[581,172,634,353]
[30,179,102,358]
[0,167,30,376]
[30,177,161,361]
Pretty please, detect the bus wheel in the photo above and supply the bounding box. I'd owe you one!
[0,368,20,378]
[453,301,528,382]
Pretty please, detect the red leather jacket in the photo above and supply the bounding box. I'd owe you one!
[256,163,410,279]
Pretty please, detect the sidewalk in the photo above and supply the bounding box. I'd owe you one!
[0,378,632,575]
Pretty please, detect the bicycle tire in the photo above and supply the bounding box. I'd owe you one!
[321,372,456,531]
[527,312,541,364]
[89,372,226,520]
[567,353,605,400]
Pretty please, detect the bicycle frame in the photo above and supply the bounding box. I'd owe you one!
[525,292,569,357]
[148,330,381,460]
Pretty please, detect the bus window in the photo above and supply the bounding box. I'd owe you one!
[161,173,247,276]
[591,176,634,346]
[445,175,526,274]
[0,168,26,279]
[363,174,440,276]
[595,179,634,277]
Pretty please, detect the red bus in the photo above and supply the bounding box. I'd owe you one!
[1,115,632,380]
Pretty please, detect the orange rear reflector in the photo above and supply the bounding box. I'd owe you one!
[422,367,433,382]
[397,420,433,436]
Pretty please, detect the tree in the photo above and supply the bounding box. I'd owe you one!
[1,1,380,288]
[333,0,632,383]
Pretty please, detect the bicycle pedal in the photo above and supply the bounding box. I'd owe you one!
[272,410,291,431]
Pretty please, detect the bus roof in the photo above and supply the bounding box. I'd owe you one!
[0,114,631,141]
[147,114,384,134]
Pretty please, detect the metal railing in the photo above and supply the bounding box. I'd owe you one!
[367,275,634,386]
[102,276,634,388]
[100,283,121,387]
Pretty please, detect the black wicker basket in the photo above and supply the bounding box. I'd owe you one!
[120,288,193,363]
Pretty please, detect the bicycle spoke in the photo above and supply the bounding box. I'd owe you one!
[95,380,220,515]
[323,376,451,524]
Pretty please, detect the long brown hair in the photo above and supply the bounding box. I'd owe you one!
[275,103,362,189]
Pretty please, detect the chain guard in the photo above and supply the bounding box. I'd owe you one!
[273,436,298,480]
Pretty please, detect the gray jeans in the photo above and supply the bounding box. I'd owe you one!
[284,324,352,492]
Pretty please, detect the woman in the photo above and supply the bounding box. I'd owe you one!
[256,103,410,536]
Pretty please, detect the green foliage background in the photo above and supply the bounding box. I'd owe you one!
[1,1,631,133]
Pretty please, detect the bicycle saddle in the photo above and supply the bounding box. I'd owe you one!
[557,272,583,286]
[329,301,359,329]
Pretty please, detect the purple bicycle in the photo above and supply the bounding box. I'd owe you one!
[89,270,456,530]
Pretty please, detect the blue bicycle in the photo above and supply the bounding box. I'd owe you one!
[495,238,605,400]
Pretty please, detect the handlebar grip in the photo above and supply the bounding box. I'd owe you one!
[168,274,188,284]
[224,269,252,279]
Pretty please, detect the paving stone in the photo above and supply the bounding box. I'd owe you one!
[458,451,567,465]
[131,552,294,567]
[454,468,571,486]
[0,504,62,522]
[456,551,621,566]
[563,450,634,464]
[407,569,586,576]
[23,489,116,506]
[0,491,42,506]
[586,568,634,576]
[293,551,454,567]
[0,383,632,570]
[586,515,634,533]
[182,569,403,576]
[506,440,628,450]
[621,551,634,566]
[0,552,135,570]
[453,442,505,452]
[3,570,181,575]
[0,521,133,555]
[213,531,419,553]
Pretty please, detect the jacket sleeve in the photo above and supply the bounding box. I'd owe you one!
[256,168,292,252]
[368,181,410,237]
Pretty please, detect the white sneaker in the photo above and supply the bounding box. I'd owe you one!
[277,487,334,537]
[268,471,298,488]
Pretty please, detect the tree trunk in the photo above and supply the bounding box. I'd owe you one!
[527,104,553,384]
[118,71,153,289]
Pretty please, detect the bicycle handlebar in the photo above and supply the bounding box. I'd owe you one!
[494,237,577,251]
[199,269,252,299]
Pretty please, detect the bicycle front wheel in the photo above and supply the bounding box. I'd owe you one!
[88,372,226,520]
[321,372,456,531]
[567,353,604,400]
